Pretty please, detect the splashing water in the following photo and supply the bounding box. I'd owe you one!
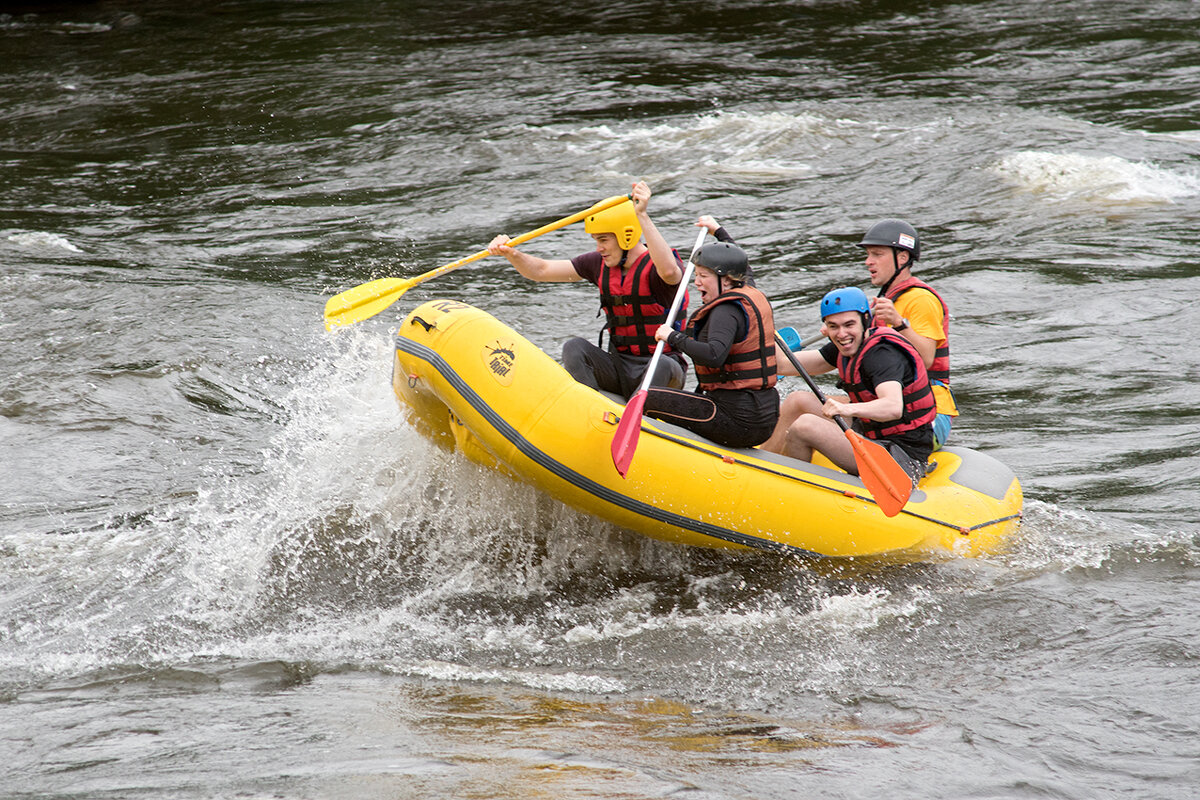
[991,151,1200,204]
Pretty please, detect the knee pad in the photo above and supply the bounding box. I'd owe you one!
[667,361,685,390]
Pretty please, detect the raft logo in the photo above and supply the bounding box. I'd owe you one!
[483,340,517,386]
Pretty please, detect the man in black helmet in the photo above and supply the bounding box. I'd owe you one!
[642,242,780,448]
[853,219,955,446]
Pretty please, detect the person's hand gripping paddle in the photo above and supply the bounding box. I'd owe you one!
[610,227,708,478]
[773,331,915,517]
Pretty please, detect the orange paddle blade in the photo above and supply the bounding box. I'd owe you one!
[845,429,914,517]
[611,389,648,478]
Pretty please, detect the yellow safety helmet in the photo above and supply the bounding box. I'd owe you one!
[584,199,642,251]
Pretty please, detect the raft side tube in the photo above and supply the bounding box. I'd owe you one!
[390,299,1023,558]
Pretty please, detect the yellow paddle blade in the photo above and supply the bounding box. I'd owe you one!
[321,194,630,331]
[323,277,415,330]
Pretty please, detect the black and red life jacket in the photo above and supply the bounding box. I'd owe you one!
[837,327,936,440]
[878,276,950,384]
[598,251,687,356]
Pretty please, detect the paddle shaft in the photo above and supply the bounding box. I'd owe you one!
[772,329,915,516]
[773,331,850,433]
[377,201,618,297]
[793,331,826,350]
[610,226,709,477]
[324,194,630,329]
[630,227,708,399]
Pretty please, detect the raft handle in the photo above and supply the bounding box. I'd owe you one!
[411,315,436,332]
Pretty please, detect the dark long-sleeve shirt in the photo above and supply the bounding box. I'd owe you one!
[666,302,747,368]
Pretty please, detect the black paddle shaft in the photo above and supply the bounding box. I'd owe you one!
[772,331,852,434]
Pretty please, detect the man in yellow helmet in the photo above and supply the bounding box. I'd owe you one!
[487,180,688,398]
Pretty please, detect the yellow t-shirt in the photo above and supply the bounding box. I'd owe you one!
[894,287,958,417]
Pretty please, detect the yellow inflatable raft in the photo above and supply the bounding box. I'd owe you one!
[391,299,1023,558]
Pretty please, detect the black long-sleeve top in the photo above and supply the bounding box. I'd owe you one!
[665,302,746,368]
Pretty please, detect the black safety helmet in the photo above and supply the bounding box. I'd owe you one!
[694,241,751,283]
[857,219,920,262]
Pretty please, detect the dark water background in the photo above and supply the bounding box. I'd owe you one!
[3,1,1199,797]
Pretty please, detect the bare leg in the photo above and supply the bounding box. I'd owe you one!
[783,413,857,473]
[759,391,848,454]
[759,391,819,453]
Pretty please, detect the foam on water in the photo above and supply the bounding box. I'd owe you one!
[809,587,922,633]
[991,151,1200,204]
[501,110,839,183]
[552,109,838,150]
[2,315,1180,700]
[0,320,697,684]
[5,231,83,253]
[1000,500,1190,575]
[2,313,1190,702]
[394,660,628,694]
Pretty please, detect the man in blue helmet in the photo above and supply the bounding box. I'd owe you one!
[761,218,957,454]
[777,287,936,473]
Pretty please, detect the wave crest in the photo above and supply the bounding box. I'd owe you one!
[992,151,1200,204]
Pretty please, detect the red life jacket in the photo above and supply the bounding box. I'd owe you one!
[837,327,936,440]
[598,251,687,356]
[879,276,950,384]
[686,285,777,391]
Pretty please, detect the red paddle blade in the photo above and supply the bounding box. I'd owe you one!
[845,429,914,517]
[611,390,648,478]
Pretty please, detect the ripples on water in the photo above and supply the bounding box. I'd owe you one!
[3,0,1200,797]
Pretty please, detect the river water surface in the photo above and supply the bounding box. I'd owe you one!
[3,1,1199,798]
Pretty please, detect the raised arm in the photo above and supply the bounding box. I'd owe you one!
[696,214,736,244]
[631,181,683,286]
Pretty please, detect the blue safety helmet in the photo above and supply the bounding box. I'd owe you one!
[820,286,871,322]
